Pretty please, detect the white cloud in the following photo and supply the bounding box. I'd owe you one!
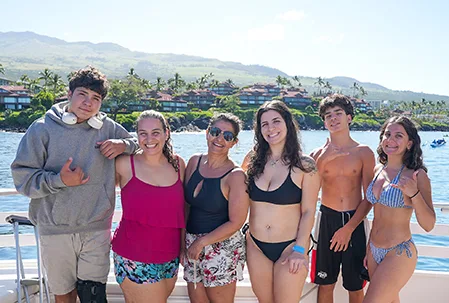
[276,10,305,22]
[315,33,345,44]
[247,24,285,41]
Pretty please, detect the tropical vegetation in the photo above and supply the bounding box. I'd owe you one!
[0,65,448,132]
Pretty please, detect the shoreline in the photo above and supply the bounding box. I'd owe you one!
[2,127,449,134]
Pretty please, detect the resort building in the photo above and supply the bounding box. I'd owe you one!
[180,89,217,109]
[0,78,14,86]
[238,84,281,106]
[351,98,373,113]
[142,91,188,112]
[0,86,32,110]
[367,99,388,111]
[208,82,238,96]
[280,88,311,108]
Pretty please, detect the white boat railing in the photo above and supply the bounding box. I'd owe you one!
[0,188,449,259]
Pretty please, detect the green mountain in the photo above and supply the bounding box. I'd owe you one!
[1,31,448,102]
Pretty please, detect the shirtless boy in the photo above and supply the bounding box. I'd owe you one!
[310,94,375,303]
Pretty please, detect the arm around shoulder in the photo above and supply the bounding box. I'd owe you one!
[113,122,139,154]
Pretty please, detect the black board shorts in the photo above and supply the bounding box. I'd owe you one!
[310,204,368,291]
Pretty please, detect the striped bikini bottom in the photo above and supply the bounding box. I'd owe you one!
[369,238,416,264]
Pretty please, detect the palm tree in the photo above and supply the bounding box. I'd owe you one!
[39,68,53,90]
[49,74,66,96]
[196,75,208,89]
[411,101,418,114]
[29,78,42,94]
[325,81,333,94]
[127,68,140,80]
[67,71,76,83]
[225,79,234,86]
[195,73,214,89]
[168,72,185,93]
[352,82,359,97]
[155,77,166,92]
[314,77,325,95]
[210,79,220,88]
[0,63,4,75]
[186,82,198,90]
[359,86,368,98]
[17,75,31,88]
[276,75,284,88]
[283,77,292,87]
[140,78,152,90]
[292,76,302,88]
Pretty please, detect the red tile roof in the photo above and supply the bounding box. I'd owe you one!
[0,85,28,92]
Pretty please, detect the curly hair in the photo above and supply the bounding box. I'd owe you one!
[208,112,243,138]
[136,110,179,171]
[318,94,354,123]
[377,116,427,172]
[246,100,313,185]
[69,66,109,100]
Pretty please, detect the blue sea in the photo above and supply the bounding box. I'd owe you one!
[0,130,448,271]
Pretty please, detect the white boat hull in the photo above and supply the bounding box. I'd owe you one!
[1,260,448,303]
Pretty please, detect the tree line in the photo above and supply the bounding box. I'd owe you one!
[1,63,448,132]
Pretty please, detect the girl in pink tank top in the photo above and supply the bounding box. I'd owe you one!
[111,111,186,302]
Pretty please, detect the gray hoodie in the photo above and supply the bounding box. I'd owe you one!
[11,102,138,235]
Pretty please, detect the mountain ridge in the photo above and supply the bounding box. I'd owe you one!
[1,31,448,102]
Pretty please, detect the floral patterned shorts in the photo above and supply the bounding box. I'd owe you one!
[113,253,179,284]
[183,231,246,287]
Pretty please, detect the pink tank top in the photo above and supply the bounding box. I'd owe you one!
[112,155,185,264]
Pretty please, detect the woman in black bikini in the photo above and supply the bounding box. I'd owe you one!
[242,101,320,303]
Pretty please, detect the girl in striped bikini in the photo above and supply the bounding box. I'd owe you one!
[363,116,436,303]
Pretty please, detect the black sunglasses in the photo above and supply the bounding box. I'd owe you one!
[209,126,236,142]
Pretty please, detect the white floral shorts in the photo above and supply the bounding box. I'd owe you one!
[183,231,245,287]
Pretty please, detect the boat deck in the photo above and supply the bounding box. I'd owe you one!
[1,259,448,303]
[0,189,448,302]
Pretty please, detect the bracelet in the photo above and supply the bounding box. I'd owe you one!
[410,190,420,199]
[292,245,305,254]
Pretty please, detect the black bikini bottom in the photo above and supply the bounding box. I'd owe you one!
[250,233,295,263]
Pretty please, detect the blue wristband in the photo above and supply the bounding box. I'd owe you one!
[293,245,305,254]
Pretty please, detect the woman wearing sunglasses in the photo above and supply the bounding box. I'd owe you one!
[183,113,249,303]
[242,101,320,303]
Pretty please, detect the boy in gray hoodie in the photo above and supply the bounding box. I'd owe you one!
[11,66,138,303]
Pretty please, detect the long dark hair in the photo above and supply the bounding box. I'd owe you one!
[377,116,427,172]
[247,101,312,184]
[136,110,179,171]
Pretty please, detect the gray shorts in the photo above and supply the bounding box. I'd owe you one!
[40,229,111,295]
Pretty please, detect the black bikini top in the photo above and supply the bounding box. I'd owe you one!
[248,169,302,205]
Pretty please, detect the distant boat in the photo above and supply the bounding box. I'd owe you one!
[430,138,446,148]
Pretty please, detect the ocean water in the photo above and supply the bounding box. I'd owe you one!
[0,130,448,271]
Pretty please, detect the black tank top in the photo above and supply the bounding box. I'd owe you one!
[185,155,235,234]
[249,169,302,205]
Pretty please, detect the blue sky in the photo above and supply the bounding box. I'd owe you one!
[1,0,448,96]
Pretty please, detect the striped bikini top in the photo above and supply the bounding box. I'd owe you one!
[367,164,412,209]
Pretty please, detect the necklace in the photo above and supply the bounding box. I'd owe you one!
[270,157,281,167]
